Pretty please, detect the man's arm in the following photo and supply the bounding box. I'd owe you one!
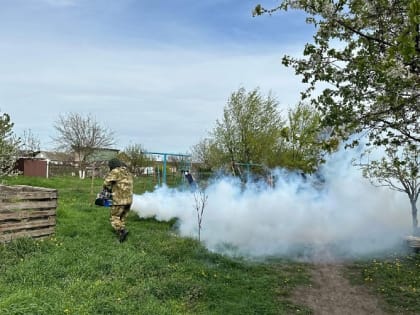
[103,169,117,190]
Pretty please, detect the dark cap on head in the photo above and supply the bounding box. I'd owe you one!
[108,158,123,170]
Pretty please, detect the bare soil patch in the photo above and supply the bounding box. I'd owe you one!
[291,263,390,315]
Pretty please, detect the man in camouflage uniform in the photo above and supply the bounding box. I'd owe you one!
[103,158,133,242]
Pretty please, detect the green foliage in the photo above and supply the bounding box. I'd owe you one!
[0,176,311,314]
[256,0,419,240]
[357,143,419,230]
[277,103,336,173]
[191,138,221,171]
[212,87,284,167]
[0,111,20,177]
[193,89,335,174]
[256,0,419,148]
[1,176,419,313]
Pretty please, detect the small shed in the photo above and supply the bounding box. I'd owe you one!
[16,158,48,177]
[0,185,57,243]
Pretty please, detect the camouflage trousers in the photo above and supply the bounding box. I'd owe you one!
[110,204,131,232]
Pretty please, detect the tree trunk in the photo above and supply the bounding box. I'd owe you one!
[411,198,418,235]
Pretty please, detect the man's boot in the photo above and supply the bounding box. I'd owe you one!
[119,229,129,243]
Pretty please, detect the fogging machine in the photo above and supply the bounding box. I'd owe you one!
[95,188,112,207]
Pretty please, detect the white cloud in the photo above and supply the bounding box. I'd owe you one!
[0,0,313,153]
[0,40,305,152]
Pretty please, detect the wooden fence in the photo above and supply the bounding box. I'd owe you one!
[0,185,57,243]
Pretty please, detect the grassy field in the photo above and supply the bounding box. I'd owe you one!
[347,254,420,314]
[0,175,419,314]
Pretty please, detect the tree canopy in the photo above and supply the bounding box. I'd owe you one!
[0,111,20,176]
[19,129,41,156]
[192,87,333,174]
[53,112,115,163]
[212,87,284,167]
[357,143,419,231]
[254,0,419,231]
[254,0,419,148]
[278,102,336,173]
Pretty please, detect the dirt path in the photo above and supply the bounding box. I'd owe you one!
[290,263,390,315]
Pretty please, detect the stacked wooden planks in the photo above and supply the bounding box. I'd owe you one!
[406,235,420,250]
[0,184,57,243]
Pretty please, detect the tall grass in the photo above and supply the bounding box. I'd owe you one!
[0,176,311,314]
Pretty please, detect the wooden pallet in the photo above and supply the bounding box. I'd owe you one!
[0,184,57,243]
[406,235,420,251]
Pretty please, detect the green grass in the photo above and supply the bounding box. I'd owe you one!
[1,175,419,314]
[347,253,420,314]
[0,176,311,314]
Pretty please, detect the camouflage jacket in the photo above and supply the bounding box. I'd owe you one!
[103,166,133,206]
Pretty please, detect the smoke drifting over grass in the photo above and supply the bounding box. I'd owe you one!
[131,149,412,261]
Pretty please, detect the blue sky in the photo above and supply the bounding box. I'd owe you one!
[1,0,314,153]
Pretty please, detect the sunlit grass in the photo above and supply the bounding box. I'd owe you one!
[0,175,312,314]
[347,253,420,314]
[1,175,419,314]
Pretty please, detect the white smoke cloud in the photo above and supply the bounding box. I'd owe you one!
[131,148,413,261]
